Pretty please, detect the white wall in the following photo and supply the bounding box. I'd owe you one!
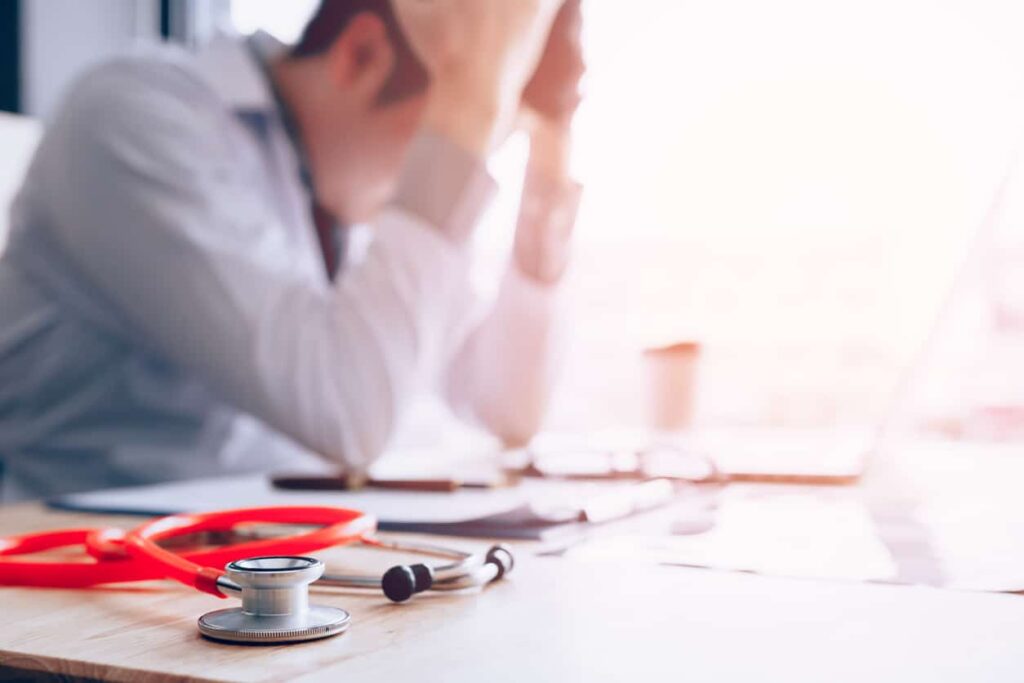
[20,0,160,120]
[0,113,42,250]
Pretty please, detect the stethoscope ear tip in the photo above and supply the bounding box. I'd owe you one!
[486,545,514,580]
[382,563,434,602]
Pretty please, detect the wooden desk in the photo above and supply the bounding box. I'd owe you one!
[3,502,1024,682]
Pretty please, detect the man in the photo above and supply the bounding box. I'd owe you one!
[0,0,584,500]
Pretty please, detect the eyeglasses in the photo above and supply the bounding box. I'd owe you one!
[508,443,721,483]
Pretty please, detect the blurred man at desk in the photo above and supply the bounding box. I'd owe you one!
[0,0,584,501]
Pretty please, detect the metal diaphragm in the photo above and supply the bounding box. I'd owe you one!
[198,604,351,644]
[198,555,351,644]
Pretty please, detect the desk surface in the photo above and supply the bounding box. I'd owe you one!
[2,502,1024,682]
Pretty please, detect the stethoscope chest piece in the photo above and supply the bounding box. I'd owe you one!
[198,556,351,644]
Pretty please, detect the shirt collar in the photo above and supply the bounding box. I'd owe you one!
[194,32,316,195]
[244,33,316,191]
[191,30,346,272]
[192,30,282,112]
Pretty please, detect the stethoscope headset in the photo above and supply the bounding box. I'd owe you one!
[0,505,514,644]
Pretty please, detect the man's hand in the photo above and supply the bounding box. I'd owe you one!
[391,0,563,156]
[510,0,584,284]
[522,0,583,185]
[523,0,585,128]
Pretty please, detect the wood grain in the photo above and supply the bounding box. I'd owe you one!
[2,503,1024,682]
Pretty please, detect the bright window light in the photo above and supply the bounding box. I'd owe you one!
[229,0,319,44]
[551,0,1024,431]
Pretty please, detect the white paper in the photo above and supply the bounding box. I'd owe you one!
[567,485,899,582]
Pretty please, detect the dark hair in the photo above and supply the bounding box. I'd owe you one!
[291,0,428,105]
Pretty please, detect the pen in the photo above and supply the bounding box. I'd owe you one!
[270,474,507,493]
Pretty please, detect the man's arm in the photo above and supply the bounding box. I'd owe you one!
[441,0,586,445]
[43,1,562,471]
[443,121,582,445]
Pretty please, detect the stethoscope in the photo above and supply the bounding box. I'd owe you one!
[0,505,513,644]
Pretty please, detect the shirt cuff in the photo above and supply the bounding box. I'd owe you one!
[392,130,498,244]
[513,165,583,284]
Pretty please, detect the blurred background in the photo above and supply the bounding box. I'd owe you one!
[2,0,1023,442]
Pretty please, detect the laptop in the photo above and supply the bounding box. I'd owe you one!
[529,154,1022,485]
[703,153,1023,483]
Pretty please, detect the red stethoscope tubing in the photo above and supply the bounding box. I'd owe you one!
[0,506,376,595]
[0,528,152,588]
[124,506,376,596]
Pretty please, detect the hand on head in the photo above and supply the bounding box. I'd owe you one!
[391,0,566,155]
[523,0,586,128]
[275,0,584,223]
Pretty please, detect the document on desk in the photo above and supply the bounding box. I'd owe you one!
[912,497,1024,592]
[566,485,900,582]
[53,474,521,521]
[51,474,678,540]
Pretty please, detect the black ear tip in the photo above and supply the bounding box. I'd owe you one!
[409,563,434,592]
[485,544,515,579]
[382,565,416,602]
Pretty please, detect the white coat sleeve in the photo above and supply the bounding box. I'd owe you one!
[44,60,494,472]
